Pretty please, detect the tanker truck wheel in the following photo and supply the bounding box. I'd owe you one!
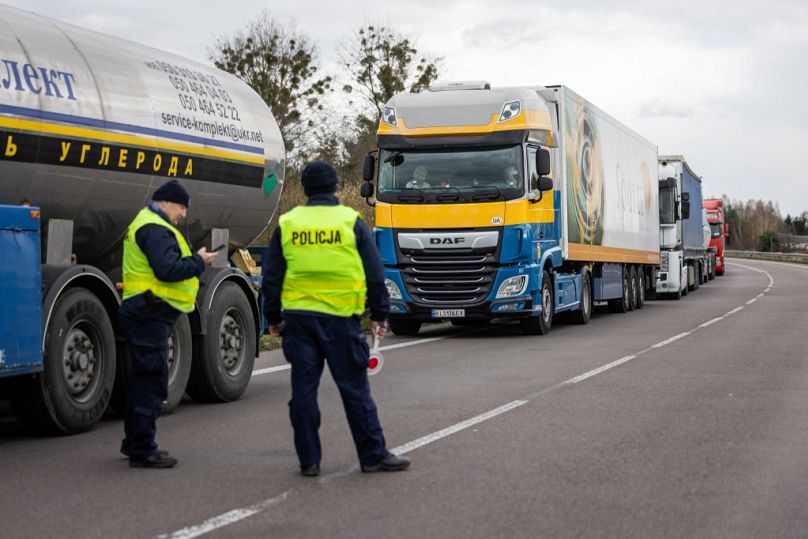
[186,282,256,403]
[110,314,192,416]
[11,288,116,434]
[389,318,422,336]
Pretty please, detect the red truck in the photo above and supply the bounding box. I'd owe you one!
[703,199,729,276]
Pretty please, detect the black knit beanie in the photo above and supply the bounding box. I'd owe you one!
[300,161,339,197]
[152,179,190,207]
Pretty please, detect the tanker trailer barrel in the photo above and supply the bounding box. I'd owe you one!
[0,4,284,433]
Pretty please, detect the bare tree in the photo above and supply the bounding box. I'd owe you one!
[211,13,332,164]
[339,24,441,131]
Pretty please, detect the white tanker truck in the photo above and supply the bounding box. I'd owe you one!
[0,4,285,434]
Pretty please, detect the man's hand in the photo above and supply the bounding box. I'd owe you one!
[268,322,285,337]
[197,247,219,265]
[370,320,387,340]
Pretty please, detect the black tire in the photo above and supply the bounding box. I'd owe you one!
[110,314,192,416]
[521,270,553,335]
[570,270,592,325]
[389,318,422,336]
[694,262,701,290]
[708,261,716,280]
[628,266,638,311]
[10,288,115,434]
[609,267,630,313]
[636,268,646,309]
[186,282,256,403]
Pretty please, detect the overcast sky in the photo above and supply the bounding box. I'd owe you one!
[8,0,808,216]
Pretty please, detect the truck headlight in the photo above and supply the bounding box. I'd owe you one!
[385,278,402,300]
[496,275,528,298]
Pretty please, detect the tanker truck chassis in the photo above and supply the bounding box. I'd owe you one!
[0,5,284,434]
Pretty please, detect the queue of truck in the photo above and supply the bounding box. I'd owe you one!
[0,4,724,436]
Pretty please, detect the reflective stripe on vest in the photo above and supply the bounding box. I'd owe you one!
[122,207,199,313]
[280,205,366,317]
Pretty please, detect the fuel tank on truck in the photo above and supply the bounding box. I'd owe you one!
[0,4,285,271]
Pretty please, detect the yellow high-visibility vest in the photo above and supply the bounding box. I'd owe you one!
[280,205,366,317]
[123,208,199,313]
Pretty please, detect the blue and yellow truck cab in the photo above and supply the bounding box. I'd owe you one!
[361,82,660,336]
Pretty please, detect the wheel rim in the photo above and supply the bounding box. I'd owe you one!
[219,308,246,376]
[639,273,645,304]
[542,283,552,323]
[61,322,103,403]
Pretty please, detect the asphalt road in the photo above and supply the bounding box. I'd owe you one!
[2,259,807,538]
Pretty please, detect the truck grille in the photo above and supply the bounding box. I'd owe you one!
[399,252,497,305]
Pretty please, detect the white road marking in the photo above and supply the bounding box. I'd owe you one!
[252,332,462,378]
[161,264,774,539]
[390,400,529,456]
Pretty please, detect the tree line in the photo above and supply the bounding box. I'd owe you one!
[724,199,808,252]
[210,14,806,251]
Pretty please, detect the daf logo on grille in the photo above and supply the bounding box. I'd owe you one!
[430,237,465,245]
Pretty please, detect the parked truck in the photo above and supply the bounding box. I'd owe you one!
[0,5,284,434]
[656,156,706,298]
[703,198,728,276]
[360,82,660,336]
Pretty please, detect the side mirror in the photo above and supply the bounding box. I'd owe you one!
[682,201,691,220]
[536,148,551,176]
[362,154,375,182]
[681,192,690,202]
[360,182,374,198]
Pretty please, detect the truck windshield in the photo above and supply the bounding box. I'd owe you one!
[377,146,524,203]
[659,187,676,224]
[710,223,722,238]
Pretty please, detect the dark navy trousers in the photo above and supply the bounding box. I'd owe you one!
[282,313,388,467]
[118,295,179,459]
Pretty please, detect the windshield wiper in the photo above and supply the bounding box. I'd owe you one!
[389,188,425,203]
[435,187,460,202]
[384,150,402,164]
[466,186,504,201]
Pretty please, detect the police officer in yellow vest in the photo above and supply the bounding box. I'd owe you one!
[263,161,410,477]
[120,179,218,468]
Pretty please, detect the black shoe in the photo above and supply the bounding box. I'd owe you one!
[121,446,169,458]
[300,463,320,477]
[129,452,178,468]
[361,453,410,473]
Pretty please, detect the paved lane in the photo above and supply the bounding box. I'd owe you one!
[2,260,807,538]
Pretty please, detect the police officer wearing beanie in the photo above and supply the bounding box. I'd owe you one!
[119,179,218,468]
[262,161,410,477]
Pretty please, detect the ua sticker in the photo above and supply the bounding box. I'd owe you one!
[491,216,503,225]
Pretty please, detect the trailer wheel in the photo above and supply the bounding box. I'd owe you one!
[521,270,553,335]
[609,267,630,313]
[11,288,115,434]
[628,266,638,311]
[708,261,716,280]
[570,270,592,325]
[110,313,192,416]
[694,262,702,290]
[186,282,255,403]
[389,318,422,336]
[636,268,646,309]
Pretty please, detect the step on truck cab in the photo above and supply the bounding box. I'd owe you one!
[361,82,660,336]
